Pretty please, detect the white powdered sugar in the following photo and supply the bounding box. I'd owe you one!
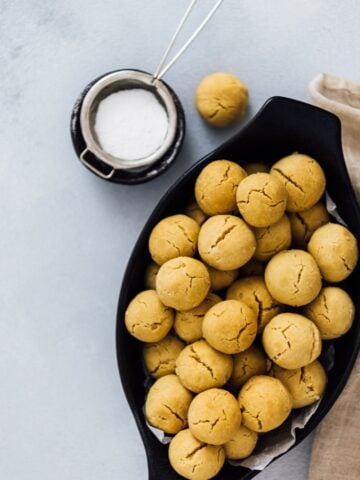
[94,88,169,161]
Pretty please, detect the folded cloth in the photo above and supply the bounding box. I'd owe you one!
[308,73,360,480]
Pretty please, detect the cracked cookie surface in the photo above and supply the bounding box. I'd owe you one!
[226,276,283,332]
[198,215,256,270]
[262,313,322,369]
[149,214,200,265]
[289,202,329,248]
[169,429,225,480]
[174,293,221,343]
[253,214,292,262]
[270,153,326,212]
[308,223,358,282]
[143,335,185,378]
[203,299,257,354]
[175,340,233,393]
[236,173,287,227]
[238,375,292,432]
[264,249,322,306]
[229,345,270,391]
[195,160,247,215]
[224,425,258,460]
[156,257,210,311]
[272,361,327,408]
[188,388,241,445]
[145,375,193,434]
[125,289,174,342]
[195,72,248,128]
[304,286,355,339]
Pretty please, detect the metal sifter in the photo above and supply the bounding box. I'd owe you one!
[70,0,224,184]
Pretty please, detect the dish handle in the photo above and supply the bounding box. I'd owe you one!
[80,147,115,179]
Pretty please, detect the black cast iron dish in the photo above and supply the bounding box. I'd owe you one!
[70,69,185,185]
[116,96,360,479]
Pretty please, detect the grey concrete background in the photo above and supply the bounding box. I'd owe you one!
[1,0,359,479]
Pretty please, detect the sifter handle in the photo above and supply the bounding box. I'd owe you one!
[80,148,115,180]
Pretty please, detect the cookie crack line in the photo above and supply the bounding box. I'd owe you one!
[340,256,352,271]
[210,224,237,249]
[175,221,196,246]
[192,416,221,431]
[185,443,207,459]
[228,321,252,347]
[165,239,181,256]
[162,403,185,425]
[149,358,173,375]
[241,406,263,430]
[309,327,318,361]
[296,263,305,284]
[218,165,231,185]
[272,167,305,193]
[237,184,282,208]
[189,346,215,379]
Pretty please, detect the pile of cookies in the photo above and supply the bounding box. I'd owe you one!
[125,154,358,480]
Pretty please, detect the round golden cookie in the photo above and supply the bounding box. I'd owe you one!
[263,313,322,369]
[238,259,265,277]
[207,266,239,291]
[169,429,225,480]
[145,375,193,434]
[174,293,222,343]
[175,340,233,393]
[238,375,292,432]
[226,276,283,332]
[203,300,257,354]
[236,173,287,227]
[308,223,358,282]
[195,72,248,127]
[224,425,258,460]
[195,160,247,215]
[270,153,326,212]
[188,388,241,445]
[272,361,327,408]
[244,162,269,175]
[198,215,256,270]
[148,214,200,265]
[253,214,292,262]
[144,262,160,289]
[264,249,322,306]
[288,202,329,248]
[304,287,355,339]
[229,345,270,391]
[125,290,173,342]
[156,257,210,311]
[143,335,185,378]
[184,201,208,226]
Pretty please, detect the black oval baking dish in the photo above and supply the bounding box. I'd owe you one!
[116,96,360,480]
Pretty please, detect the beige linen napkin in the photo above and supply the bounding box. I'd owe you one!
[308,73,360,480]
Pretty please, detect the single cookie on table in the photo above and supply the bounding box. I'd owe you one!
[125,290,173,342]
[207,265,239,290]
[148,214,200,265]
[175,339,233,393]
[272,361,327,408]
[226,276,283,332]
[264,249,322,306]
[198,215,256,270]
[195,160,247,215]
[229,345,270,391]
[238,259,265,277]
[156,257,210,311]
[174,293,222,343]
[184,200,208,226]
[188,388,241,445]
[253,214,292,262]
[244,162,269,175]
[304,286,355,339]
[144,262,160,289]
[238,375,292,432]
[169,429,225,480]
[145,375,193,434]
[236,173,287,227]
[270,153,326,212]
[195,72,248,127]
[203,299,257,354]
[143,335,185,378]
[224,425,258,460]
[263,313,322,369]
[308,223,358,282]
[288,202,329,248]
